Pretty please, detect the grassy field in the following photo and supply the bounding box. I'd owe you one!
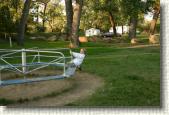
[77,46,160,106]
[0,35,160,106]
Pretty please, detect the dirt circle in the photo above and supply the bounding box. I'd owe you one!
[0,70,104,106]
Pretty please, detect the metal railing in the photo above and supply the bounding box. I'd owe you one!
[0,48,72,86]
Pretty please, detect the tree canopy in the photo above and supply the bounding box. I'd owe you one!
[0,0,160,46]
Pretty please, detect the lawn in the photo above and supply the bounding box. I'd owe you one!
[0,36,160,106]
[78,47,160,106]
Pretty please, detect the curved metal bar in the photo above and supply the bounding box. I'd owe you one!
[0,48,71,52]
[0,48,73,86]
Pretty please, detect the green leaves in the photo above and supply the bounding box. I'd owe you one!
[121,0,156,17]
[94,0,119,13]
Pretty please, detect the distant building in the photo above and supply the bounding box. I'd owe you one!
[109,26,129,34]
[30,2,45,23]
[85,28,101,37]
[144,12,153,22]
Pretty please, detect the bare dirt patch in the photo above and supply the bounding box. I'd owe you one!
[0,70,74,101]
[0,70,104,106]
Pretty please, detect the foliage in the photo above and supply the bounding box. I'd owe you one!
[0,0,160,42]
[0,0,22,37]
[46,3,65,32]
[80,0,120,31]
[121,0,144,18]
[28,0,65,33]
[81,8,110,31]
[0,5,13,32]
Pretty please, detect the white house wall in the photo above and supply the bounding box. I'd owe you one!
[109,26,129,34]
[85,28,100,37]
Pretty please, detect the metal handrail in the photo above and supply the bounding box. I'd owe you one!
[0,48,72,86]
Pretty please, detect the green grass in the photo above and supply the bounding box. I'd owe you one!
[0,98,15,106]
[0,35,160,106]
[78,54,160,106]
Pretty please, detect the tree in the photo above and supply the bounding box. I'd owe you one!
[108,11,117,36]
[148,0,160,43]
[65,0,73,40]
[121,0,146,41]
[17,0,32,46]
[41,1,50,31]
[36,0,50,32]
[80,0,111,32]
[0,0,22,40]
[11,0,20,12]
[0,5,13,37]
[115,12,129,34]
[71,0,83,47]
[106,0,119,36]
[94,0,119,36]
[65,0,83,47]
[47,4,65,32]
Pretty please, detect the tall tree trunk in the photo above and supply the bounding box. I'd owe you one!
[129,16,137,39]
[149,10,160,35]
[42,3,47,32]
[108,12,117,37]
[65,0,73,40]
[149,8,160,43]
[71,0,83,48]
[17,0,31,46]
[122,24,124,34]
[36,6,39,23]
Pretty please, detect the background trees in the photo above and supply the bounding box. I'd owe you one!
[36,0,50,32]
[0,0,22,39]
[47,4,65,32]
[93,0,120,36]
[121,0,145,41]
[0,5,13,36]
[0,0,160,46]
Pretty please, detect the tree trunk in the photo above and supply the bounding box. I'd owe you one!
[42,3,47,32]
[17,0,31,46]
[149,10,159,35]
[36,6,39,23]
[65,0,73,40]
[122,24,124,34]
[71,0,83,48]
[129,16,137,39]
[149,9,160,43]
[108,12,117,37]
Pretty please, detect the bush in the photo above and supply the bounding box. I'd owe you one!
[36,26,46,32]
[137,23,149,34]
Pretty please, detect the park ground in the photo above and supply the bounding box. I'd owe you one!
[0,34,160,106]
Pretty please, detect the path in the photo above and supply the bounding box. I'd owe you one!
[1,71,104,107]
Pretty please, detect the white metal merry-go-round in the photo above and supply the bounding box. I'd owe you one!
[0,48,75,86]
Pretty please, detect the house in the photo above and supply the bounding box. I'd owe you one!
[85,28,101,37]
[109,26,129,34]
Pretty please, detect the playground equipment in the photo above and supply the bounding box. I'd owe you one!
[0,48,73,86]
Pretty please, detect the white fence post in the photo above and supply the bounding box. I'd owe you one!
[22,49,27,74]
[9,37,12,48]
